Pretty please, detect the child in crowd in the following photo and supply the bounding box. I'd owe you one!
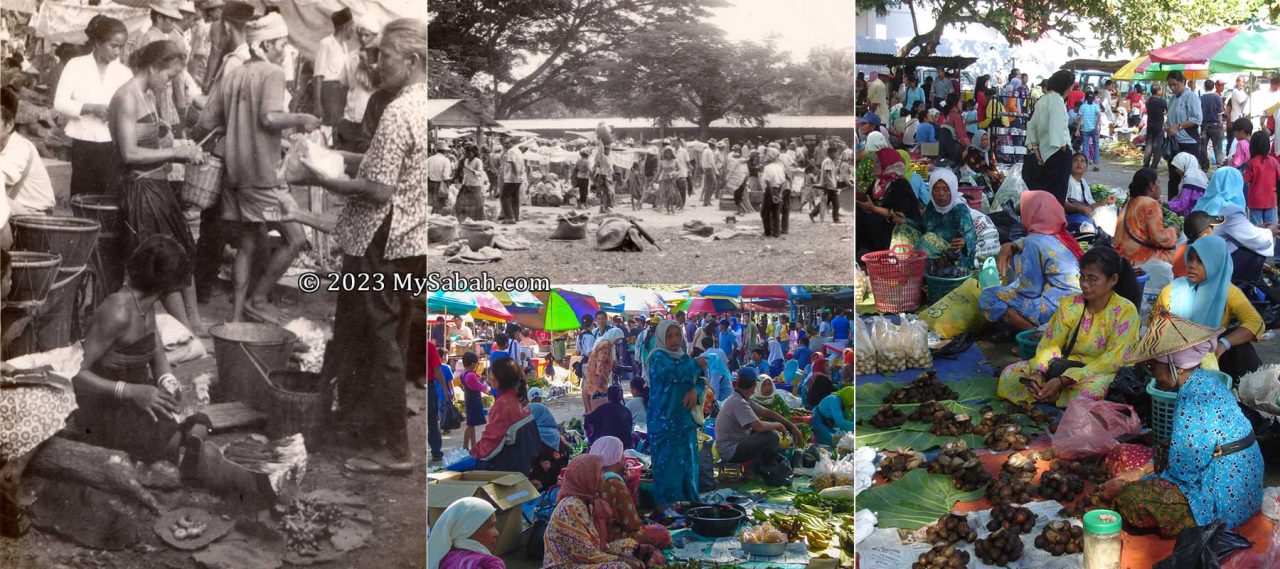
[1243,130,1280,227]
[460,352,489,451]
[1229,118,1253,169]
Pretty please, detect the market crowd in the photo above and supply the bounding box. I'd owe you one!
[426,307,855,569]
[857,65,1280,543]
[0,0,430,537]
[426,131,854,237]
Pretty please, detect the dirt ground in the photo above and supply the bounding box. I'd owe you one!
[432,192,853,285]
[0,284,427,568]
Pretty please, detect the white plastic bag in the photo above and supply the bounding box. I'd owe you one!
[855,318,877,375]
[872,316,906,374]
[1092,204,1120,237]
[283,132,345,183]
[969,209,1001,264]
[989,166,1027,213]
[900,315,933,370]
[1237,366,1280,418]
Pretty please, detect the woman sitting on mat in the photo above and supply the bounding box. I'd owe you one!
[1194,167,1276,283]
[811,386,855,446]
[587,436,643,542]
[919,169,977,273]
[542,454,647,569]
[981,190,1083,333]
[1152,235,1264,379]
[803,373,837,412]
[1103,312,1263,539]
[960,129,1004,192]
[1113,168,1179,267]
[427,497,505,569]
[450,357,535,473]
[996,246,1141,407]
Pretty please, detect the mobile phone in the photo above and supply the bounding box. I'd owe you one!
[1019,376,1040,389]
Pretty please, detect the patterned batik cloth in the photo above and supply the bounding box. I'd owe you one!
[997,293,1140,407]
[979,233,1081,326]
[1116,478,1196,538]
[1106,443,1156,479]
[645,350,705,506]
[0,382,77,462]
[542,496,637,569]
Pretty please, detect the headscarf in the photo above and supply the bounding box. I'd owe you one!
[969,129,989,153]
[1021,190,1084,259]
[593,327,624,352]
[1192,167,1247,216]
[588,436,625,467]
[1171,152,1208,190]
[427,497,496,569]
[836,386,856,418]
[782,359,801,384]
[557,455,613,548]
[864,131,889,154]
[752,377,778,406]
[1155,340,1215,370]
[928,168,962,215]
[1169,235,1232,328]
[650,320,687,360]
[875,148,906,199]
[767,337,784,363]
[811,352,828,376]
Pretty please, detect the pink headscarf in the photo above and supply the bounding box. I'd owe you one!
[1155,340,1214,370]
[589,436,625,467]
[1021,190,1085,259]
[557,455,614,548]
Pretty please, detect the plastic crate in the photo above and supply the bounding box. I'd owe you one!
[1146,370,1231,445]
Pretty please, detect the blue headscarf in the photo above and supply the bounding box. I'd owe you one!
[1192,167,1246,216]
[781,359,801,384]
[1169,235,1232,328]
[908,171,930,205]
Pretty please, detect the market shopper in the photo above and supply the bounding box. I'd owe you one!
[55,15,131,198]
[313,7,355,127]
[1142,84,1168,170]
[646,320,708,507]
[996,247,1142,407]
[1024,70,1074,204]
[584,385,634,449]
[1164,71,1203,199]
[110,40,208,337]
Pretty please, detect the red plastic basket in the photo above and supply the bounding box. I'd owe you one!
[860,244,927,312]
[958,186,984,211]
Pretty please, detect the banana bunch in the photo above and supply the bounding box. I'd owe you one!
[752,507,833,550]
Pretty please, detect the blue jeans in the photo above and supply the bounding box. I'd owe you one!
[428,381,443,459]
[1082,130,1100,164]
[1249,208,1277,226]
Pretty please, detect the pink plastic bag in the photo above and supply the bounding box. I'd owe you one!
[1049,398,1143,459]
[1220,522,1280,569]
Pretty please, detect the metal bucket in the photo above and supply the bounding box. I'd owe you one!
[182,154,223,209]
[209,323,298,408]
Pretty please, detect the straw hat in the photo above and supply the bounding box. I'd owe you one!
[1125,309,1224,365]
[150,0,185,21]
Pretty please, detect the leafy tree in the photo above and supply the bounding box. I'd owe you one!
[597,21,786,138]
[428,0,720,119]
[783,47,857,115]
[856,0,1278,58]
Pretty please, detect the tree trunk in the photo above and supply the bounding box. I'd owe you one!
[906,0,920,37]
[27,437,162,513]
[897,24,944,58]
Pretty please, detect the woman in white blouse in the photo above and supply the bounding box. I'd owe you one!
[1024,69,1074,204]
[54,16,133,198]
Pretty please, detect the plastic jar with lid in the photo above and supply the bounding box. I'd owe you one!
[1083,509,1123,569]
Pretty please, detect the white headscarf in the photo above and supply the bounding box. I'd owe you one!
[864,131,889,154]
[427,497,496,569]
[593,327,624,351]
[650,319,688,360]
[767,338,784,363]
[928,169,962,215]
[1171,152,1208,190]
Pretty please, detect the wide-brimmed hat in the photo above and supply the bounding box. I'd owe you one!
[1125,309,1224,365]
[150,0,185,21]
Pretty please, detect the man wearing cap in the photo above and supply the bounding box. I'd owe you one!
[202,1,252,90]
[427,142,452,212]
[314,7,355,127]
[197,12,321,324]
[188,0,220,81]
[700,138,719,206]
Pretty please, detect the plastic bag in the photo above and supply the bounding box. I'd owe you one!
[282,132,345,183]
[855,318,877,375]
[920,278,987,339]
[1154,521,1252,569]
[989,166,1026,213]
[1237,365,1280,418]
[969,209,1001,264]
[872,316,906,374]
[1050,398,1144,459]
[1092,204,1120,237]
[1262,487,1280,522]
[899,314,932,370]
[854,265,872,304]
[836,432,858,454]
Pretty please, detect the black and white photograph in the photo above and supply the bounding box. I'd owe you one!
[1,0,427,567]
[426,0,857,284]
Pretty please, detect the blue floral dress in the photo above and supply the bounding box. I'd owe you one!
[1156,369,1263,529]
[979,233,1081,325]
[646,350,706,506]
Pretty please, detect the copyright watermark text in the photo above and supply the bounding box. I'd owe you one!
[296,272,550,295]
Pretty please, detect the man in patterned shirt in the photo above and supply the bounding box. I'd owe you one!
[300,18,428,474]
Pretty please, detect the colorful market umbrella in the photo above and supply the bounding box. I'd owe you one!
[1149,22,1280,73]
[492,291,545,313]
[559,285,625,313]
[427,291,477,315]
[614,287,669,316]
[1112,54,1208,81]
[513,290,602,332]
[676,297,739,315]
[469,292,514,323]
[657,290,688,304]
[694,285,811,299]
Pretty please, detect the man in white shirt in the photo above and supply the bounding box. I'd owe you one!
[1,89,53,216]
[426,142,452,212]
[674,138,691,208]
[699,139,719,206]
[867,72,889,124]
[759,148,787,237]
[1227,75,1250,122]
[313,7,354,126]
[809,145,841,223]
[500,138,526,223]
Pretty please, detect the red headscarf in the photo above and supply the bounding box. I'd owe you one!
[810,352,828,376]
[1021,190,1084,259]
[557,454,613,548]
[873,148,906,200]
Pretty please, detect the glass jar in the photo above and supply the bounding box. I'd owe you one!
[1083,509,1123,569]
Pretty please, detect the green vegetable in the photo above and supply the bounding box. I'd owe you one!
[1089,183,1111,203]
[793,492,855,514]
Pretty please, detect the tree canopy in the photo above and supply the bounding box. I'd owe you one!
[857,0,1280,59]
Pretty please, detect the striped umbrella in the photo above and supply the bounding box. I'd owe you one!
[427,291,477,315]
[614,287,669,316]
[492,291,545,313]
[1112,55,1208,81]
[1149,22,1280,73]
[469,292,514,323]
[559,285,625,313]
[694,285,811,299]
[676,297,739,315]
[512,290,602,332]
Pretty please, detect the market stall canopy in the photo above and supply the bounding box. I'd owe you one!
[855,52,978,70]
[1061,59,1131,73]
[30,0,424,57]
[694,285,810,300]
[1148,22,1280,73]
[512,290,601,332]
[613,287,669,316]
[676,297,739,316]
[427,99,502,129]
[1113,55,1209,81]
[492,291,544,313]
